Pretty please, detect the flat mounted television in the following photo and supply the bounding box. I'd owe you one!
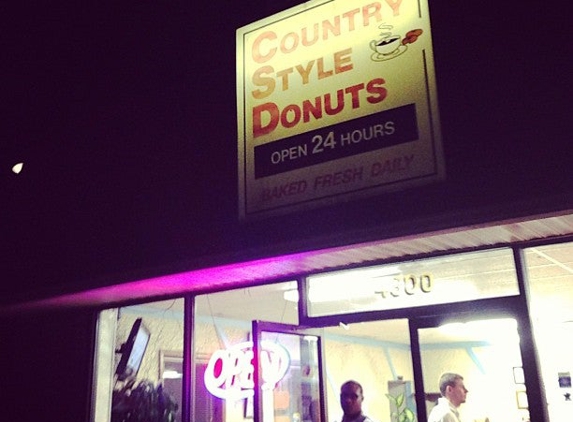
[115,318,151,382]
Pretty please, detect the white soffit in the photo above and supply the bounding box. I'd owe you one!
[298,212,573,271]
[3,211,573,312]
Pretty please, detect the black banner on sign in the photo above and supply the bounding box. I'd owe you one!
[254,104,418,179]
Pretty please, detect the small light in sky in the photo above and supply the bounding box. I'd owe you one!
[12,162,24,174]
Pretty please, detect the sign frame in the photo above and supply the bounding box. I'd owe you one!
[237,0,444,219]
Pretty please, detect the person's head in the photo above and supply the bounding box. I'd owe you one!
[340,380,364,417]
[438,373,468,407]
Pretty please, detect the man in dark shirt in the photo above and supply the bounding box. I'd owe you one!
[340,380,375,422]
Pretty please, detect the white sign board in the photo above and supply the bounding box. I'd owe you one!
[237,0,444,219]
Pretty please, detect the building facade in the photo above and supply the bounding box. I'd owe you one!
[1,1,572,422]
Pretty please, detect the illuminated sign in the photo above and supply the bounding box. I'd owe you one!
[204,340,290,400]
[237,0,444,219]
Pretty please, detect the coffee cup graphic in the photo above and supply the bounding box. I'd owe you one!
[370,35,402,56]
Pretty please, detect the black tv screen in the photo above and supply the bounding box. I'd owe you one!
[115,318,151,381]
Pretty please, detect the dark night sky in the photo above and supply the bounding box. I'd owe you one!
[1,1,301,301]
[1,1,571,305]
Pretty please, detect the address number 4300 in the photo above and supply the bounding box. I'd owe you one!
[374,274,433,298]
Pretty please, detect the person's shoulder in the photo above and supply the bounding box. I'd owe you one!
[428,410,458,422]
[427,403,449,422]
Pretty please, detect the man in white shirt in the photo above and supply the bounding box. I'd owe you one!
[427,373,468,422]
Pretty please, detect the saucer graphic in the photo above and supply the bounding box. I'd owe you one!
[371,44,407,62]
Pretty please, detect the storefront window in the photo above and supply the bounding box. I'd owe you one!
[307,248,519,317]
[89,241,572,422]
[193,286,416,422]
[525,241,573,422]
[92,298,185,422]
[419,318,524,422]
[193,281,299,422]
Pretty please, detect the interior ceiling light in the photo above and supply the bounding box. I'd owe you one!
[438,318,519,343]
[12,162,23,174]
[162,370,182,379]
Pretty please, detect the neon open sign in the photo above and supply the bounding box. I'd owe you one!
[204,340,290,400]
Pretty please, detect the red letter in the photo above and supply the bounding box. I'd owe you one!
[366,78,387,103]
[325,89,345,115]
[385,0,403,17]
[334,48,353,74]
[345,83,365,109]
[362,2,382,26]
[281,104,301,129]
[252,66,276,99]
[342,9,361,31]
[252,31,277,64]
[253,103,279,137]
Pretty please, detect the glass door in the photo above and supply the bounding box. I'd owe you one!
[252,320,326,422]
[413,315,528,422]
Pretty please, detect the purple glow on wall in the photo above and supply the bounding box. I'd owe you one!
[2,239,375,313]
[5,214,557,314]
